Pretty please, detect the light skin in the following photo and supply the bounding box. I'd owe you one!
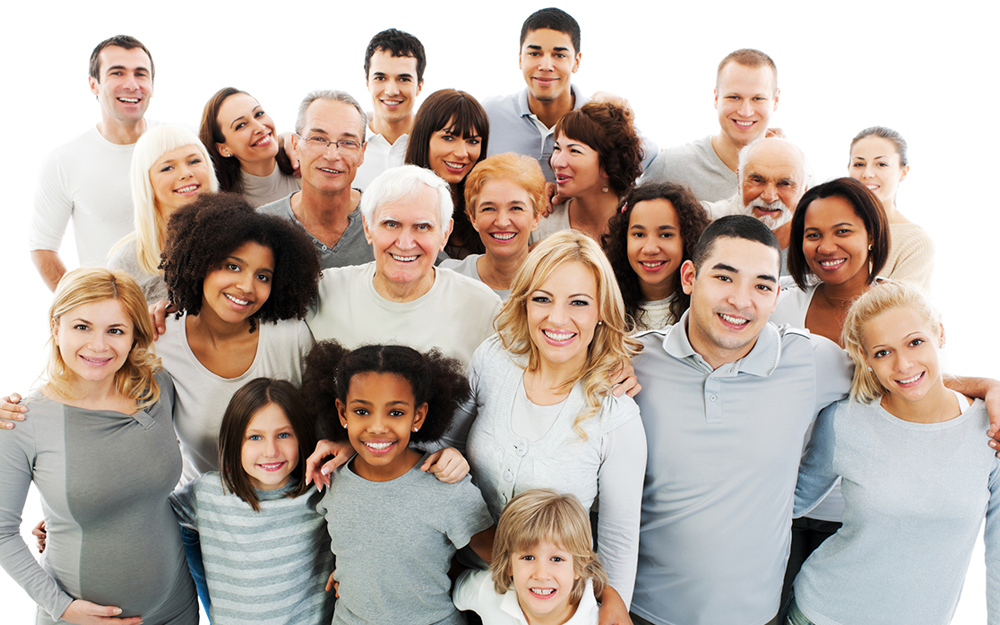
[550,133,616,241]
[241,403,299,491]
[712,61,778,171]
[363,184,452,302]
[427,120,482,185]
[627,199,685,302]
[470,178,540,291]
[510,540,580,625]
[801,196,872,346]
[519,29,581,128]
[149,144,213,222]
[848,136,909,221]
[739,139,806,248]
[290,99,366,248]
[216,93,280,178]
[680,237,781,370]
[367,50,423,144]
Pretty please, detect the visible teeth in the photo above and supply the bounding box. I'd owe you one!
[734,120,753,127]
[820,259,845,267]
[898,373,922,384]
[175,185,199,194]
[865,184,879,190]
[319,167,342,174]
[225,293,249,306]
[82,356,111,363]
[640,261,665,268]
[543,330,574,341]
[259,462,284,469]
[252,135,272,147]
[720,313,748,325]
[531,588,556,596]
[118,97,140,103]
[445,161,467,169]
[365,441,393,450]
[491,232,515,241]
[391,254,417,262]
[382,99,402,106]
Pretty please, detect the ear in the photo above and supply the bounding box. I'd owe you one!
[51,316,59,341]
[713,88,719,110]
[89,75,100,97]
[680,260,697,295]
[336,399,348,429]
[938,322,946,348]
[411,402,428,433]
[290,132,302,157]
[571,52,581,73]
[900,164,910,182]
[362,214,374,244]
[440,218,455,251]
[772,87,781,111]
[530,210,541,233]
[416,80,424,97]
[216,143,232,158]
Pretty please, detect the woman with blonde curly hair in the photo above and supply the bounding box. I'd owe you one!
[448,230,647,609]
[0,268,197,625]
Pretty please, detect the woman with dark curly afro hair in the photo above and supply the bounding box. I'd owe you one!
[602,182,711,331]
[533,101,644,244]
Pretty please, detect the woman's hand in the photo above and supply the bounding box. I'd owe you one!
[1,393,26,429]
[148,300,171,340]
[610,360,641,398]
[304,440,353,491]
[597,585,632,625]
[32,520,46,553]
[61,600,142,625]
[420,447,470,483]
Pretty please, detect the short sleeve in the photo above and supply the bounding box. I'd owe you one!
[444,477,493,550]
[452,568,493,613]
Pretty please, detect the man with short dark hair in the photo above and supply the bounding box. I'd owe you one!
[642,48,780,202]
[29,35,156,291]
[353,28,426,190]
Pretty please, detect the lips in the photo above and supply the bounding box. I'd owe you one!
[733,119,756,128]
[637,259,667,272]
[80,355,113,365]
[895,371,925,387]
[443,161,469,174]
[718,312,750,328]
[117,96,141,104]
[363,440,396,455]
[390,253,418,262]
[528,587,557,598]
[251,134,273,148]
[489,231,516,242]
[817,258,847,272]
[542,329,576,345]
[224,293,252,309]
[174,183,201,195]
[256,461,287,472]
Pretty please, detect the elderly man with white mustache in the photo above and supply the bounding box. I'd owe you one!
[702,136,810,275]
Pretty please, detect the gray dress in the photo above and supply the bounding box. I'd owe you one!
[0,372,197,624]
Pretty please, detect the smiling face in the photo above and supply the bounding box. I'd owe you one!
[200,241,275,325]
[550,133,604,198]
[89,45,153,126]
[149,144,213,221]
[216,92,279,165]
[802,195,871,287]
[740,140,805,230]
[511,540,580,624]
[714,61,777,147]
[53,298,134,387]
[294,99,366,196]
[627,199,685,302]
[848,136,908,206]
[472,178,540,259]
[337,371,427,482]
[427,118,482,185]
[527,261,600,371]
[240,402,299,491]
[367,50,423,125]
[519,28,580,105]
[862,306,945,408]
[681,236,780,368]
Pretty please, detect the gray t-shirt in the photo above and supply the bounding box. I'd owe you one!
[257,193,374,270]
[641,135,737,202]
[316,454,493,625]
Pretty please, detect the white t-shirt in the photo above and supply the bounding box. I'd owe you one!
[354,130,409,191]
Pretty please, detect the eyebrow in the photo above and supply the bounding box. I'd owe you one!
[373,71,414,78]
[105,64,149,74]
[532,288,594,299]
[348,398,412,407]
[69,317,127,328]
[711,262,776,283]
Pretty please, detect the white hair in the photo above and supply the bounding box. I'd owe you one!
[125,125,219,275]
[294,90,368,143]
[360,165,453,229]
[737,136,813,191]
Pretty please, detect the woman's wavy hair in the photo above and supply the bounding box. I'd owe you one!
[463,152,546,222]
[46,268,162,409]
[602,182,710,329]
[495,231,641,438]
[552,101,643,197]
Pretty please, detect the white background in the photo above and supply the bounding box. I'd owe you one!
[0,0,995,622]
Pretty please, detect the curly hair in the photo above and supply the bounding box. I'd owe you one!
[602,183,710,329]
[495,231,641,439]
[301,341,470,445]
[160,192,321,331]
[552,101,643,197]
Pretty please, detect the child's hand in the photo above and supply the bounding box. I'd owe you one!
[421,447,470,483]
[325,570,339,598]
[305,439,353,491]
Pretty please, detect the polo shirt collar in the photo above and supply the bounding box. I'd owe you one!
[516,84,587,119]
[661,310,782,377]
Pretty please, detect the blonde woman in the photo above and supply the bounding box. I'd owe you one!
[108,125,219,302]
[0,268,196,625]
[448,231,646,610]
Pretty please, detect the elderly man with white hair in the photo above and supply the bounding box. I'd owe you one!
[306,165,502,367]
[702,136,810,274]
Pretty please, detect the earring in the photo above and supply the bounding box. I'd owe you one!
[597,321,603,326]
[867,366,873,372]
[412,427,419,432]
[602,185,609,193]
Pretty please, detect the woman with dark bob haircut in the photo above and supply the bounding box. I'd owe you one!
[535,101,643,244]
[405,88,490,259]
[602,182,711,331]
[771,176,890,600]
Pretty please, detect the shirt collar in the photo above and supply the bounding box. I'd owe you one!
[516,84,586,119]
[661,310,782,377]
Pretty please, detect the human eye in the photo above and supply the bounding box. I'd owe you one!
[909,338,925,347]
[73,323,90,331]
[520,554,535,560]
[158,164,174,173]
[551,556,565,562]
[108,328,125,335]
[877,162,889,168]
[247,434,262,441]
[227,263,240,272]
[530,295,551,304]
[714,275,732,283]
[873,349,889,359]
[340,140,360,150]
[254,110,266,119]
[659,231,674,239]
[277,432,294,439]
[188,157,203,166]
[570,298,590,307]
[353,408,370,416]
[416,223,433,231]
[400,76,412,82]
[256,273,270,283]
[389,409,405,417]
[467,138,480,146]
[835,228,853,236]
[479,204,496,212]
[235,121,247,131]
[306,136,328,147]
[755,283,773,292]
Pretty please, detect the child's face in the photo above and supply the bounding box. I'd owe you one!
[511,540,580,623]
[241,402,299,491]
[862,306,945,405]
[337,372,428,481]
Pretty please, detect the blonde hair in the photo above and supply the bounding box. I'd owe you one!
[46,268,162,409]
[124,125,219,275]
[463,153,546,222]
[495,231,640,438]
[842,281,942,404]
[490,489,608,605]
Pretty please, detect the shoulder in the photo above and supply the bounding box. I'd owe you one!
[889,221,935,252]
[482,90,522,113]
[771,280,814,327]
[599,390,642,432]
[256,194,294,217]
[436,267,503,308]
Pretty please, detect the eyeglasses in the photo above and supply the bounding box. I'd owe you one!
[297,134,363,153]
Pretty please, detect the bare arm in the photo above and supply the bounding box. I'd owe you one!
[30,250,66,292]
[597,585,632,625]
[467,526,495,565]
[943,375,1000,454]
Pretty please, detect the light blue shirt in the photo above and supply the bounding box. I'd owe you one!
[631,315,852,625]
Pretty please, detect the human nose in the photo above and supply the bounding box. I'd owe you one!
[861,164,875,179]
[726,282,753,310]
[760,183,778,204]
[642,235,660,254]
[263,436,278,457]
[539,53,554,71]
[551,150,566,170]
[816,235,836,254]
[496,208,512,227]
[385,79,400,95]
[738,99,753,117]
[548,302,569,325]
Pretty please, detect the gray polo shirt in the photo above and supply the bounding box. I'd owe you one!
[630,314,852,625]
[257,193,374,270]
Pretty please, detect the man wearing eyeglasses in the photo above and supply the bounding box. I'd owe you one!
[258,90,375,269]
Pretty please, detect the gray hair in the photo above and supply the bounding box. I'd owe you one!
[737,136,812,190]
[294,90,368,142]
[360,165,453,229]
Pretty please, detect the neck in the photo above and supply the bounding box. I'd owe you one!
[519,596,579,625]
[772,222,792,249]
[640,276,677,303]
[880,380,957,424]
[881,197,908,224]
[529,89,575,129]
[818,270,871,308]
[370,115,413,145]
[350,448,422,482]
[528,353,586,397]
[44,376,121,409]
[241,157,277,179]
[711,132,751,172]
[188,306,254,343]
[293,188,357,226]
[477,249,528,291]
[372,267,436,303]
[97,116,147,145]
[568,194,619,240]
[686,315,756,370]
